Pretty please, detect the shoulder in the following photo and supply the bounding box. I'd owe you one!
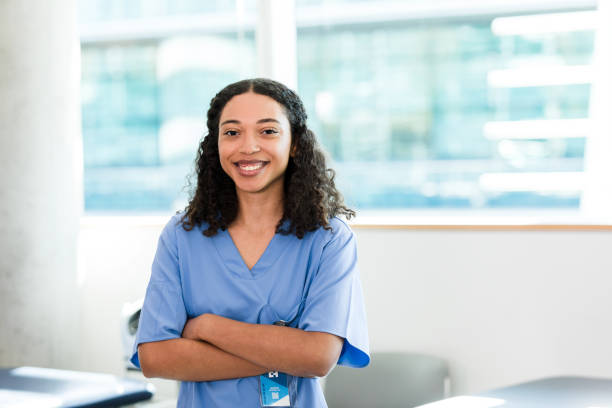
[159,211,212,248]
[310,216,355,247]
[156,213,182,250]
[162,212,184,238]
[165,211,211,234]
[168,211,187,229]
[328,216,352,234]
[309,217,358,274]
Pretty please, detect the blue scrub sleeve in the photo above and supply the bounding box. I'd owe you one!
[298,222,370,368]
[130,217,187,368]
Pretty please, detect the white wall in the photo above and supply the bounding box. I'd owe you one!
[77,219,612,396]
[356,228,612,394]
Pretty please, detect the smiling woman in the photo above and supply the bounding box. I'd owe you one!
[180,78,357,239]
[218,92,293,196]
[131,78,370,407]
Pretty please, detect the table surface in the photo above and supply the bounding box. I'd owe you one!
[0,366,154,407]
[418,376,612,408]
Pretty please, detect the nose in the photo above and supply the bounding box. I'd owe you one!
[239,131,260,154]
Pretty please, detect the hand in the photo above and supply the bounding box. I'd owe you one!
[181,313,210,340]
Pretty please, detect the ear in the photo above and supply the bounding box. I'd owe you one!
[290,143,297,158]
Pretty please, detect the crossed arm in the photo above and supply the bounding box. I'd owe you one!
[138,313,343,381]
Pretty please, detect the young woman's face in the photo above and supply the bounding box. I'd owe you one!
[218,92,292,197]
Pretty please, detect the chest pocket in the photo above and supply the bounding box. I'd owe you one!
[257,266,315,327]
[257,298,304,326]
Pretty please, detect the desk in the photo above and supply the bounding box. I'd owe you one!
[417,376,612,408]
[0,366,154,407]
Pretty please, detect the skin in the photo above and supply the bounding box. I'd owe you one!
[139,92,343,381]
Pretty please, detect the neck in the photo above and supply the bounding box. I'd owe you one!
[232,187,284,232]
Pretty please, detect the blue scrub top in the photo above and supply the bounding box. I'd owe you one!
[131,212,370,407]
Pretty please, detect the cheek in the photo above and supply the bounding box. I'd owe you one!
[218,140,232,161]
[270,143,291,164]
[217,143,233,172]
[278,134,292,159]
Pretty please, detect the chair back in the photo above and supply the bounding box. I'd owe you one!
[324,352,450,408]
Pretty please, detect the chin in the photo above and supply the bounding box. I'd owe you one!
[233,175,284,196]
[235,183,268,194]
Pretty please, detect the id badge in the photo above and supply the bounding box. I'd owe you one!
[260,371,291,407]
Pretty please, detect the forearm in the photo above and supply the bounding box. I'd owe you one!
[138,338,269,381]
[193,315,342,377]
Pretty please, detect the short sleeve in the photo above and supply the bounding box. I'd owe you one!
[130,216,187,369]
[298,220,370,368]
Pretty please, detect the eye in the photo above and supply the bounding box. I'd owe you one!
[223,130,239,136]
[262,128,279,135]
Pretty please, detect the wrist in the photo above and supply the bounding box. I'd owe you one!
[197,313,212,341]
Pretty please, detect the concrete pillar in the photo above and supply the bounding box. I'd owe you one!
[0,0,82,368]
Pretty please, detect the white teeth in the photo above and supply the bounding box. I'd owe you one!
[239,162,263,171]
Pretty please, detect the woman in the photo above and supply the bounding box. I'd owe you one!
[131,78,369,407]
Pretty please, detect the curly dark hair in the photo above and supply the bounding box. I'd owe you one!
[179,78,354,239]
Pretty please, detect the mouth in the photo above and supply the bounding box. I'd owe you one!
[233,160,269,176]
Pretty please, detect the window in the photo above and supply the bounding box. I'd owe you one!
[79,0,605,218]
[295,1,596,210]
[79,0,256,213]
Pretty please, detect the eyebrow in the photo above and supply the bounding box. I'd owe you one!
[219,118,281,127]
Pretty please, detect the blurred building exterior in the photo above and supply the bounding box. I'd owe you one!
[79,0,595,213]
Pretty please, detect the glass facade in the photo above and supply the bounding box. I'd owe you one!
[79,1,255,212]
[297,20,593,209]
[78,0,255,22]
[79,1,595,213]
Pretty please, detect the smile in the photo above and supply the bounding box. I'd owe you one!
[240,162,264,171]
[234,160,269,176]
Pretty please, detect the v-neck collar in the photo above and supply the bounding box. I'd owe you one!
[212,221,292,279]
